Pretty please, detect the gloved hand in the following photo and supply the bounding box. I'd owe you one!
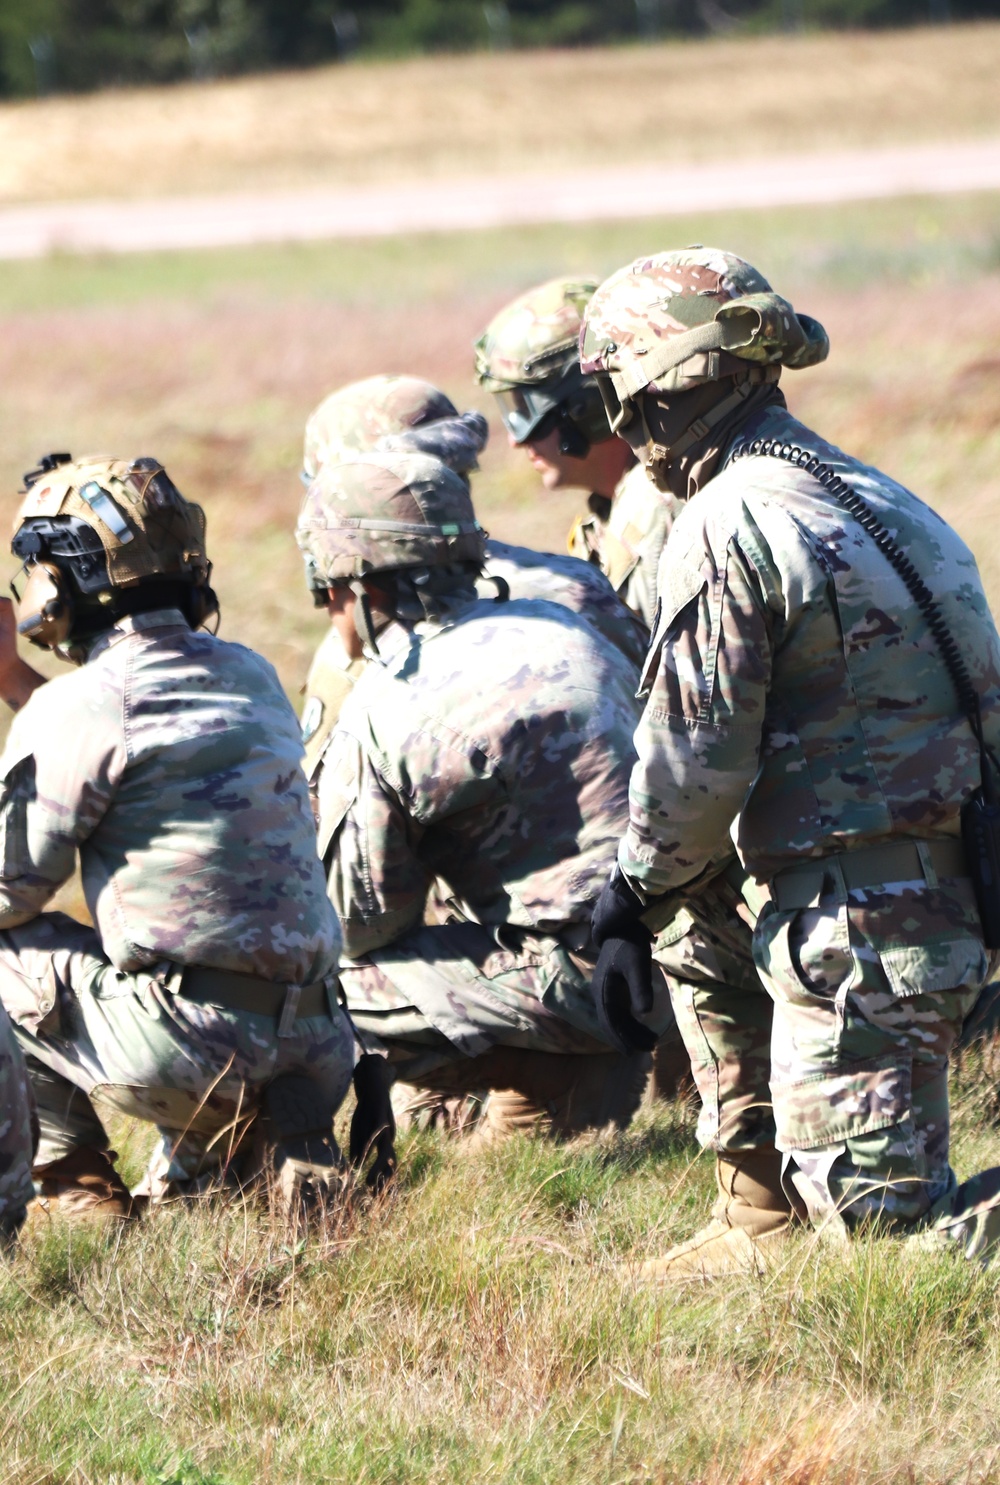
[590,867,659,1055]
[350,1054,397,1191]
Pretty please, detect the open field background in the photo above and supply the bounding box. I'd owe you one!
[3,191,1000,701]
[1,23,999,204]
[3,188,1000,1484]
[3,28,1000,1484]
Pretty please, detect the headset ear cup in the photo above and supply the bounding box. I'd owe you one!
[14,563,73,649]
[557,417,589,460]
[186,583,220,631]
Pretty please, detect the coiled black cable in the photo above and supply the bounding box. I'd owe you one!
[730,437,997,803]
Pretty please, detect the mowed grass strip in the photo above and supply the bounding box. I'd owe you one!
[1,23,1000,205]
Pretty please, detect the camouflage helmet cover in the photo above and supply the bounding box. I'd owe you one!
[580,248,829,407]
[303,374,481,482]
[474,276,599,392]
[296,451,486,584]
[11,454,211,590]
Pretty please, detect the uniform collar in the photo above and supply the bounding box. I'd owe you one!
[82,608,190,661]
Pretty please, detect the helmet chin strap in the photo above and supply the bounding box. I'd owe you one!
[644,367,780,493]
[349,578,382,658]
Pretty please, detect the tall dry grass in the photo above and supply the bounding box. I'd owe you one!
[1,23,999,204]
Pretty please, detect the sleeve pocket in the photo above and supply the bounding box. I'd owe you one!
[637,567,711,697]
[0,751,36,880]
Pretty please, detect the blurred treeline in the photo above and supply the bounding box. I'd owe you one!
[1,0,998,95]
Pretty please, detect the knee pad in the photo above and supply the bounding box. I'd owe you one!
[264,1074,341,1166]
[262,1075,345,1220]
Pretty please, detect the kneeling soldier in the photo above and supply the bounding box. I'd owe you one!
[582,249,1000,1271]
[0,454,357,1219]
[299,450,663,1140]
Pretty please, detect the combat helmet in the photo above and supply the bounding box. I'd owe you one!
[302,374,488,485]
[474,277,614,456]
[296,451,487,649]
[10,452,217,656]
[580,248,828,445]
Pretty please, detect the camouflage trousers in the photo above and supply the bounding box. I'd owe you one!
[340,920,668,1128]
[0,913,355,1189]
[0,1000,36,1236]
[652,872,769,1150]
[756,869,1000,1238]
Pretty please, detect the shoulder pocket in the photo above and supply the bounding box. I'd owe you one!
[0,750,36,879]
[316,740,363,864]
[637,550,716,698]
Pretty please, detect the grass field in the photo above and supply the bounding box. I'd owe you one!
[1,23,999,204]
[3,1050,1000,1485]
[3,65,1000,1481]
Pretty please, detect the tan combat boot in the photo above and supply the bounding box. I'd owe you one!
[262,1074,347,1226]
[633,1146,795,1281]
[391,1081,486,1136]
[28,1147,137,1226]
[465,1087,549,1147]
[465,1050,650,1148]
[650,1035,694,1103]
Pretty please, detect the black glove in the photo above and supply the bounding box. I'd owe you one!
[590,868,658,1056]
[350,1054,397,1191]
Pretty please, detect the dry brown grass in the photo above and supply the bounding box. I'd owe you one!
[1,23,1000,204]
[3,248,999,707]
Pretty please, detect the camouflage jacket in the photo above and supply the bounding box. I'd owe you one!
[568,463,680,631]
[0,610,342,983]
[316,595,640,959]
[482,539,647,665]
[622,405,1000,894]
[300,539,647,779]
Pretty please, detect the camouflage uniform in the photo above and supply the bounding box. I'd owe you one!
[298,374,647,777]
[0,610,354,1184]
[567,463,678,633]
[583,250,1000,1250]
[0,1002,35,1237]
[1,455,355,1202]
[300,453,662,1133]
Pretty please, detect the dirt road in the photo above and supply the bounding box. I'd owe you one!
[1,138,998,259]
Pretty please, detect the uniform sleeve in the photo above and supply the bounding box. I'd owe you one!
[317,728,429,960]
[0,675,125,927]
[620,520,775,897]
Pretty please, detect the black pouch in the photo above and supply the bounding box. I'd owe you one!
[962,791,1000,951]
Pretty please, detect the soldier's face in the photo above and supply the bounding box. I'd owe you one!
[515,427,587,491]
[515,426,632,499]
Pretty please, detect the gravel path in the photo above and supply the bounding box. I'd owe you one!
[1,138,999,259]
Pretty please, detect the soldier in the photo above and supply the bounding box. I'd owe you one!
[298,374,646,781]
[0,452,365,1221]
[477,280,767,1110]
[474,276,674,631]
[582,248,1000,1274]
[0,1007,34,1242]
[298,449,664,1142]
